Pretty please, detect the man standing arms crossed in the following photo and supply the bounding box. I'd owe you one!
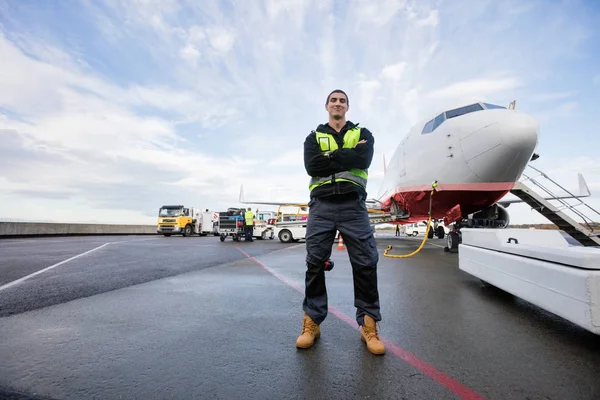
[296,89,385,355]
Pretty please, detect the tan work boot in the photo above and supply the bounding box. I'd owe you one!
[296,313,320,349]
[360,315,385,355]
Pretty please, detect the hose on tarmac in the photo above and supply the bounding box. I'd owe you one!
[384,182,437,259]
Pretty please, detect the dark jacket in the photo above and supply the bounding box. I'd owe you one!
[304,120,374,199]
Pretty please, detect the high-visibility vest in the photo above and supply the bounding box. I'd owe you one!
[244,210,255,226]
[308,126,368,192]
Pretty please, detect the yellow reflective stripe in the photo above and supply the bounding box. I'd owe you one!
[309,127,368,192]
[309,172,367,190]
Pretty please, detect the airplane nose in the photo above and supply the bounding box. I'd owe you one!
[501,112,539,151]
[460,111,539,182]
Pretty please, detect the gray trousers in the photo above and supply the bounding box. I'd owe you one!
[303,193,381,326]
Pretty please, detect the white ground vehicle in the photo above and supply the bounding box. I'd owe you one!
[199,210,220,236]
[253,210,276,240]
[272,205,309,243]
[276,222,307,243]
[405,221,449,239]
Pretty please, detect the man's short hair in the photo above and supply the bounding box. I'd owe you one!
[326,89,349,105]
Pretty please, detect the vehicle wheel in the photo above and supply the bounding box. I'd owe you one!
[220,234,226,242]
[413,231,418,236]
[163,234,171,237]
[437,226,445,239]
[427,228,434,239]
[447,232,459,253]
[279,229,292,243]
[184,225,192,237]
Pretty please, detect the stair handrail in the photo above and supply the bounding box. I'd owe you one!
[526,165,600,220]
[520,165,600,235]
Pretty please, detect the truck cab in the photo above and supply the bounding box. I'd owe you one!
[157,205,201,237]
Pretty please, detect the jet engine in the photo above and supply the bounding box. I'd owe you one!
[469,204,510,228]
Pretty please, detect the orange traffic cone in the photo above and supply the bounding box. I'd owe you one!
[337,234,344,250]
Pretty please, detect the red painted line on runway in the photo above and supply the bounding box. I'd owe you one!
[236,248,305,293]
[236,247,486,400]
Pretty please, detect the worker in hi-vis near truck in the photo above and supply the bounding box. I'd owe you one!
[295,89,385,355]
[244,207,254,242]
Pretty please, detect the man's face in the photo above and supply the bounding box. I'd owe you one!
[325,92,348,120]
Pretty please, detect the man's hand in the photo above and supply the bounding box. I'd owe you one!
[354,139,367,148]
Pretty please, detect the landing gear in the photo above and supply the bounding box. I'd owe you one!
[442,208,510,254]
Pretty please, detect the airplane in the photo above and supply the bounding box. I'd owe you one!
[239,100,591,252]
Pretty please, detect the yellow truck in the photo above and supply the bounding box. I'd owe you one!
[157,205,201,237]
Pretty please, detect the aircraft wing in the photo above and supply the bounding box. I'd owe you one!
[497,173,591,207]
[238,185,309,207]
[238,184,385,211]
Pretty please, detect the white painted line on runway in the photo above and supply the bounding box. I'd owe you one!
[0,237,160,246]
[267,243,305,254]
[0,243,110,292]
[108,238,163,244]
[0,238,107,245]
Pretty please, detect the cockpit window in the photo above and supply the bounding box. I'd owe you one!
[421,102,499,134]
[482,103,507,110]
[432,113,445,130]
[422,112,446,134]
[421,119,434,134]
[445,103,484,119]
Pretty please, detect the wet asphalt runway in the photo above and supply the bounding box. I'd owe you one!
[1,234,600,400]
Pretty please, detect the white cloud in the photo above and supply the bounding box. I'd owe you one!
[534,101,579,124]
[428,77,522,100]
[206,27,236,53]
[415,9,439,27]
[350,0,408,25]
[556,101,578,116]
[381,62,407,82]
[529,91,577,102]
[180,44,201,63]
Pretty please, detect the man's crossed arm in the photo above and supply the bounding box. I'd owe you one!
[304,128,375,177]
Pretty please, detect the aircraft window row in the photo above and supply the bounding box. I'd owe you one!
[445,103,484,119]
[421,102,505,134]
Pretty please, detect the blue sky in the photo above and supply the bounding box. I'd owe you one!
[1,0,599,225]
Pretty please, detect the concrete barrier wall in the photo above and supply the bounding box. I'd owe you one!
[0,222,157,238]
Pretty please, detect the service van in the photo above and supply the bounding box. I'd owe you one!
[405,221,449,239]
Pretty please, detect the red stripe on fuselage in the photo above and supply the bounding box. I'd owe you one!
[381,182,515,224]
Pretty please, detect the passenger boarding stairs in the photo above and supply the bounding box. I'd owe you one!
[509,165,600,247]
